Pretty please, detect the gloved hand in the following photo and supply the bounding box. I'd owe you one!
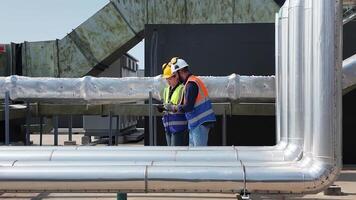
[164,103,177,112]
[156,104,165,113]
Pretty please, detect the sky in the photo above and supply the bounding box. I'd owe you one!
[0,0,145,68]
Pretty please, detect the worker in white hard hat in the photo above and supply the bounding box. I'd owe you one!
[157,63,188,146]
[163,57,216,146]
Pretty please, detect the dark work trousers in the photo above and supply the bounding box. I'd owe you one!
[165,130,189,146]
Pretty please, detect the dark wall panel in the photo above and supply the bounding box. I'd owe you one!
[145,24,275,77]
[344,21,356,59]
[342,21,356,165]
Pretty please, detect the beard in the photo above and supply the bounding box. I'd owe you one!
[178,73,184,83]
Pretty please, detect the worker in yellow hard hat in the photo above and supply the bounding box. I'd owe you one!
[164,57,216,146]
[157,63,188,146]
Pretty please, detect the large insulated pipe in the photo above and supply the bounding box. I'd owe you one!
[275,12,281,143]
[0,149,294,162]
[294,0,342,193]
[0,75,275,103]
[0,164,308,193]
[8,160,295,167]
[0,158,339,194]
[312,0,342,164]
[278,0,290,149]
[303,0,313,157]
[287,0,305,157]
[0,146,301,163]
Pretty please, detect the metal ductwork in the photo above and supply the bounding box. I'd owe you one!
[342,54,356,93]
[0,0,343,195]
[17,0,280,78]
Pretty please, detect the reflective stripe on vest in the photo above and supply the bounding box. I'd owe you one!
[183,75,216,130]
[162,84,187,133]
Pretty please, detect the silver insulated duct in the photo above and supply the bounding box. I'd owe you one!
[0,75,275,103]
[0,0,343,195]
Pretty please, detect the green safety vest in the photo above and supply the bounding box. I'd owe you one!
[163,84,184,105]
[161,84,187,134]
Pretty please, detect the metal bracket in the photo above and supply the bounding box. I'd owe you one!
[239,160,251,200]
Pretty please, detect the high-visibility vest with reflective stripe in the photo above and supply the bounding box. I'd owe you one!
[162,84,187,134]
[182,75,216,130]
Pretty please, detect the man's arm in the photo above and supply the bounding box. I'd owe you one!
[178,82,198,112]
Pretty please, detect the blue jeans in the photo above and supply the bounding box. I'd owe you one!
[189,124,210,146]
[165,131,188,146]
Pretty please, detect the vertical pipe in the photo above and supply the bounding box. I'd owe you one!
[280,0,290,147]
[288,0,305,148]
[154,116,157,146]
[53,116,58,146]
[312,0,342,163]
[39,116,43,146]
[275,12,281,144]
[4,91,10,145]
[149,91,153,146]
[334,0,343,168]
[115,115,120,146]
[68,115,73,142]
[303,0,313,156]
[109,112,113,146]
[25,102,30,146]
[222,108,227,146]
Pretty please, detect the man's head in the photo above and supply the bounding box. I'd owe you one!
[162,63,179,87]
[170,57,190,83]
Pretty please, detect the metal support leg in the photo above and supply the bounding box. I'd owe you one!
[4,91,10,145]
[68,115,73,141]
[153,116,157,146]
[115,115,120,145]
[53,116,58,146]
[25,102,30,146]
[109,111,113,146]
[222,108,227,146]
[39,116,43,146]
[149,91,153,146]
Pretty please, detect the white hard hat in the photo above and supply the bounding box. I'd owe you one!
[170,57,189,73]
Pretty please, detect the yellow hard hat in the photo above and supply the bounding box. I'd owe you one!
[162,63,173,79]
